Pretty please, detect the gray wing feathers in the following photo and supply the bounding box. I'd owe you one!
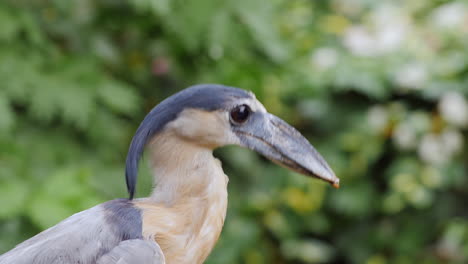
[97,239,165,264]
[0,205,112,264]
[0,200,143,264]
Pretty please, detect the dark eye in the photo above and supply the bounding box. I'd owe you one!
[230,104,251,124]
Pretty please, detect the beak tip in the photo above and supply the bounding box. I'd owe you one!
[314,167,340,189]
[331,178,340,189]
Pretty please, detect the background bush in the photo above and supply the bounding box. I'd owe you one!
[0,0,467,263]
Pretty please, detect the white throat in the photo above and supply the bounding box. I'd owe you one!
[148,132,228,205]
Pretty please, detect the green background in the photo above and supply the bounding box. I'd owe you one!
[0,0,467,263]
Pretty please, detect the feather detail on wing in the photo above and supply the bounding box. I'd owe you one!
[0,199,143,264]
[97,239,165,264]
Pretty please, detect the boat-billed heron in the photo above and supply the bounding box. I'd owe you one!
[0,84,339,264]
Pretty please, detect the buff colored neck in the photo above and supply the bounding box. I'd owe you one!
[148,132,227,204]
[136,132,229,264]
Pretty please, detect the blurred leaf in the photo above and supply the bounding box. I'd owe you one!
[0,6,19,41]
[0,179,29,218]
[0,94,14,132]
[235,0,288,62]
[27,168,102,229]
[98,81,140,116]
[329,182,376,218]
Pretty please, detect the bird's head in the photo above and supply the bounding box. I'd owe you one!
[126,84,339,199]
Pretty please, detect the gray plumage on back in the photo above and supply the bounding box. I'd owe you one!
[0,199,147,264]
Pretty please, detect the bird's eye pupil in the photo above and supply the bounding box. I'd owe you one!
[230,105,251,124]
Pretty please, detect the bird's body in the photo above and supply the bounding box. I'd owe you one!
[1,118,229,264]
[0,84,339,263]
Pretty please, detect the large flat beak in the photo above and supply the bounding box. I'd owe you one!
[234,112,339,188]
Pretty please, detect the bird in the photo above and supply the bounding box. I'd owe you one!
[0,84,339,264]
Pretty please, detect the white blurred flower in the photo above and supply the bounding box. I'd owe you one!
[343,4,409,56]
[441,129,464,155]
[393,112,430,150]
[393,122,417,150]
[431,2,468,28]
[394,63,428,90]
[419,133,447,165]
[372,4,409,53]
[343,26,377,56]
[311,47,338,70]
[418,129,464,165]
[367,105,388,132]
[376,24,407,53]
[439,92,468,128]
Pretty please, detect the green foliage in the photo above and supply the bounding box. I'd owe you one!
[0,0,467,263]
